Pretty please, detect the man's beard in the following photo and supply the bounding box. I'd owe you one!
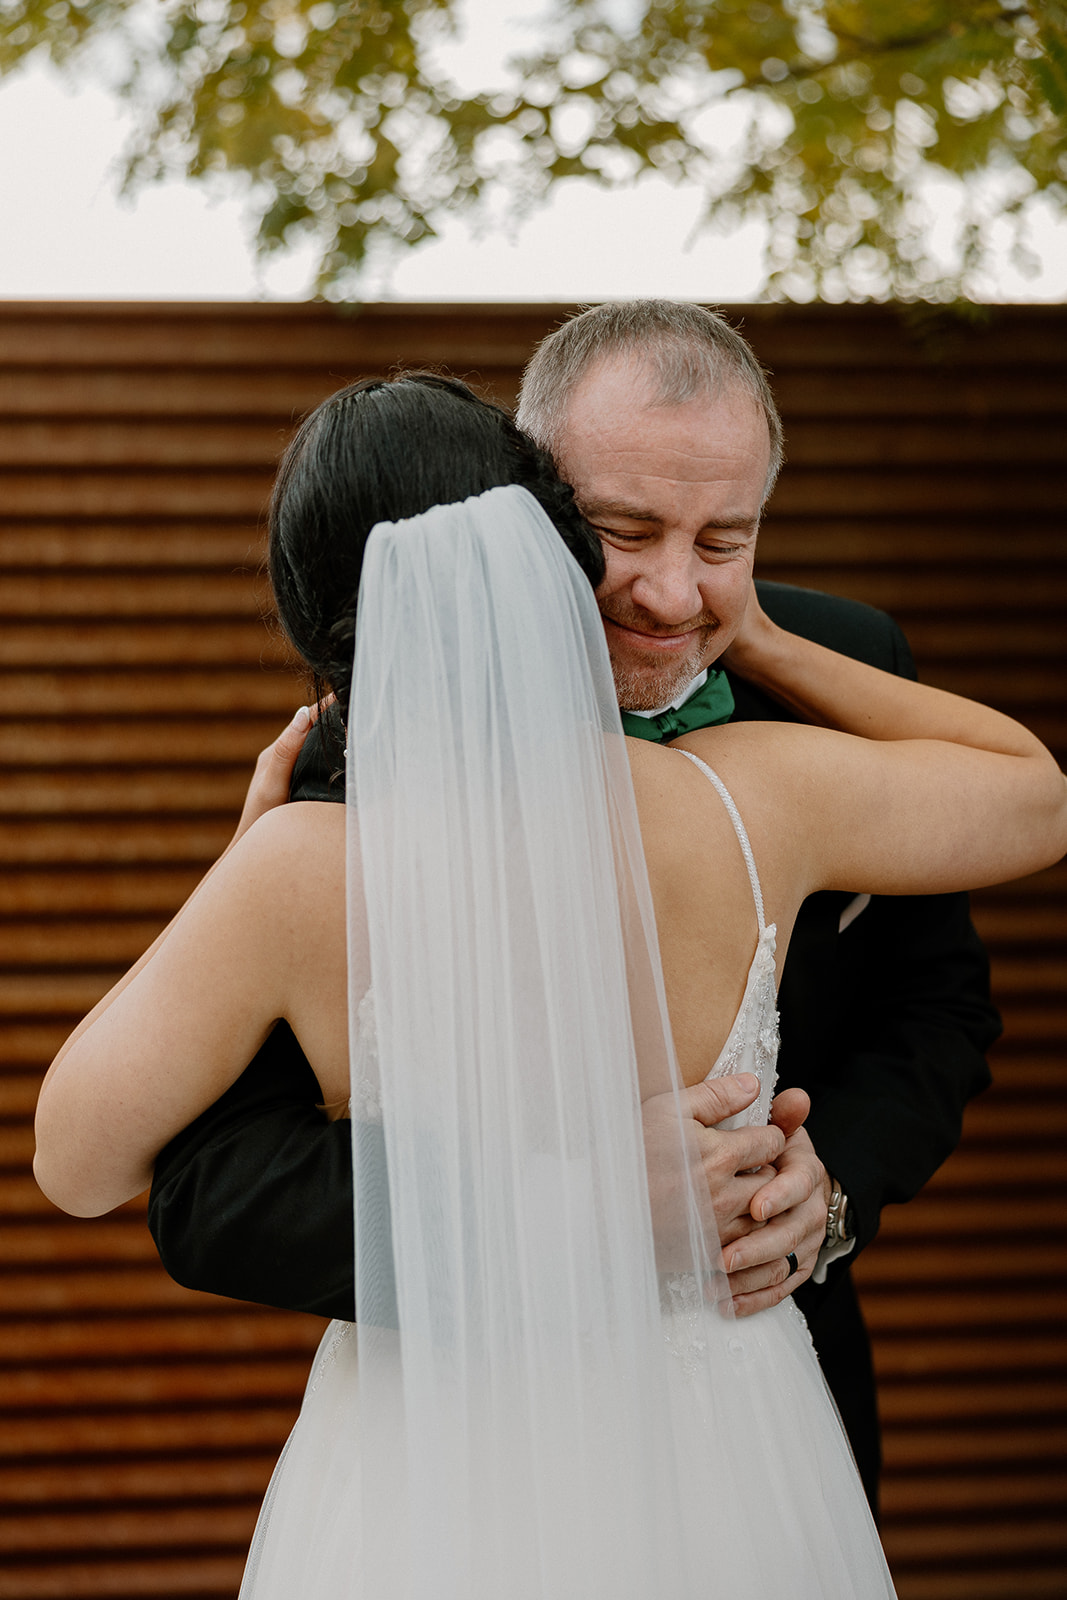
[602,605,718,712]
[612,655,706,712]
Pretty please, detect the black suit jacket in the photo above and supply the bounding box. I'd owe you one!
[148,581,999,1505]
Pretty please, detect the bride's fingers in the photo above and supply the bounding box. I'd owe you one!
[234,703,320,840]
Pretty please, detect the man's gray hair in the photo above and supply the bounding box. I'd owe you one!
[516,299,784,500]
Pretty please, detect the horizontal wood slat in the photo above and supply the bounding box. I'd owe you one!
[863,1288,1067,1332]
[0,1311,322,1361]
[0,1555,247,1600]
[0,623,290,668]
[0,1456,278,1504]
[0,523,267,568]
[0,819,234,866]
[0,870,206,915]
[1,772,254,816]
[7,1359,317,1409]
[0,573,266,616]
[0,1508,260,1556]
[0,421,291,466]
[758,524,1067,570]
[1,301,1063,1600]
[0,670,297,716]
[0,471,274,518]
[2,1404,307,1457]
[875,1576,1067,1600]
[0,718,296,766]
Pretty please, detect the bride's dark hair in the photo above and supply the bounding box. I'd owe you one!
[268,371,604,720]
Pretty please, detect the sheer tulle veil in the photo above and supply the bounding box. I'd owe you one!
[345,484,724,1596]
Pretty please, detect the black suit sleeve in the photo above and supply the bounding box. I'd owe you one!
[804,891,997,1259]
[148,713,358,1320]
[742,582,999,1272]
[150,1023,355,1319]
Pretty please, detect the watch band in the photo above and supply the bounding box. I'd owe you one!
[824,1179,853,1251]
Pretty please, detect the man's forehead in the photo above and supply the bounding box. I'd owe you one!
[560,358,768,479]
[567,352,673,415]
[564,354,763,437]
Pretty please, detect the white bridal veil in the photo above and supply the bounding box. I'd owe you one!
[347,485,720,1596]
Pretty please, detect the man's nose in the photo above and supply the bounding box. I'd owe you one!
[630,546,703,625]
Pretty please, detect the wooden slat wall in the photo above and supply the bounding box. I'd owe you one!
[0,301,1063,1600]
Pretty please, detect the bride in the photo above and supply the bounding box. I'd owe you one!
[35,374,1066,1598]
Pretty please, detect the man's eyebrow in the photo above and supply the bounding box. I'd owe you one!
[580,499,758,534]
[579,498,662,522]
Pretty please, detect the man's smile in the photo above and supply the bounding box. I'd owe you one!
[602,616,705,652]
[600,609,716,660]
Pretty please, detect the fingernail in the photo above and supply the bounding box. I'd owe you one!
[292,705,311,731]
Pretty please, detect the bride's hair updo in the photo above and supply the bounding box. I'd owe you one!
[268,371,604,720]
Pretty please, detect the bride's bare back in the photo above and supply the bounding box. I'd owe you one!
[284,733,797,1113]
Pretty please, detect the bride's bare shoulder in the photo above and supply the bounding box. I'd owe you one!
[625,725,771,801]
[625,725,803,872]
[624,734,746,850]
[230,801,345,894]
[243,800,344,843]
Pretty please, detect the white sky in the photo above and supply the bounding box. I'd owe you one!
[0,0,1063,302]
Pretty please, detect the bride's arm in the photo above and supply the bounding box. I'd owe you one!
[684,592,1067,895]
[34,797,346,1221]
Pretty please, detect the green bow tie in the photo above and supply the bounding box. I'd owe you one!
[619,668,735,743]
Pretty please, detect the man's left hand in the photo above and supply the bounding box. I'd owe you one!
[719,1088,832,1317]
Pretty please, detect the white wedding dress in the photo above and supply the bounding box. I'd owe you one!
[239,761,895,1598]
[238,486,895,1598]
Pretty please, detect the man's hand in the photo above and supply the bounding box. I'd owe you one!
[233,703,322,843]
[720,1088,832,1317]
[642,1073,785,1272]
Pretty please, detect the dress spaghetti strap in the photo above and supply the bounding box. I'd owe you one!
[675,749,767,933]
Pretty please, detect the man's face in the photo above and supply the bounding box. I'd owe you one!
[556,358,771,711]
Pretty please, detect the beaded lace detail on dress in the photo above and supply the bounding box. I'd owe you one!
[676,750,780,1128]
[350,990,382,1124]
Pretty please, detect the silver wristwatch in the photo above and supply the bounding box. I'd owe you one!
[824,1180,853,1251]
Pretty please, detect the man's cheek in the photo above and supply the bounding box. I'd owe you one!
[595,547,626,599]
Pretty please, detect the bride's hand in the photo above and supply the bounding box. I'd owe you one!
[233,701,323,844]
